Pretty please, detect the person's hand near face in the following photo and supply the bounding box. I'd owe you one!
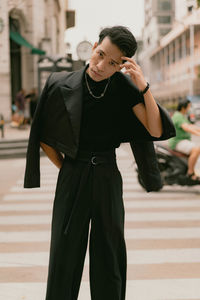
[120,57,147,91]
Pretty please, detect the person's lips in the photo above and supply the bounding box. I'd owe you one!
[91,69,101,77]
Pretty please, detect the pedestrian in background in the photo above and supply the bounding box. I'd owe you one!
[24,26,175,300]
[169,98,200,183]
[14,88,26,123]
[11,88,26,127]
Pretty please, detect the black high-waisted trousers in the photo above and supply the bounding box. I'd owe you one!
[45,149,127,300]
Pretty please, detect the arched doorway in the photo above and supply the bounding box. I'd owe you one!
[9,17,22,106]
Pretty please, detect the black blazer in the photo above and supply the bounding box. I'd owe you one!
[24,66,175,191]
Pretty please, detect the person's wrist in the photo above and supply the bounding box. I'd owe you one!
[140,82,150,95]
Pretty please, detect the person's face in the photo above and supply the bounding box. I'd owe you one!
[185,103,191,113]
[87,36,124,82]
[187,103,191,111]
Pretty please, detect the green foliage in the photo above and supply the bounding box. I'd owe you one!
[197,0,200,7]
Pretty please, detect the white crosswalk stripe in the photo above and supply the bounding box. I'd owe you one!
[0,203,53,211]
[125,211,200,221]
[124,199,200,208]
[0,279,200,300]
[125,227,200,239]
[3,193,54,201]
[2,209,200,225]
[0,231,51,242]
[1,248,200,267]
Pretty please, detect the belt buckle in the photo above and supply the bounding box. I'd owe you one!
[91,156,98,165]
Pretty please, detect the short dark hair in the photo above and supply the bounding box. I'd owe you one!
[98,26,137,58]
[177,99,191,111]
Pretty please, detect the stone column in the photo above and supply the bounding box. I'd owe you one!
[0,1,12,120]
[189,24,195,95]
[163,46,168,81]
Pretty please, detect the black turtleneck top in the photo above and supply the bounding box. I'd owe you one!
[79,70,143,152]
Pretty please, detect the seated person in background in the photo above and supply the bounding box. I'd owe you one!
[169,99,200,182]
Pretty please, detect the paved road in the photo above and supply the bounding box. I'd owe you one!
[0,144,200,300]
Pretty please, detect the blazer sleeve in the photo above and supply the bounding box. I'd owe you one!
[133,104,176,142]
[120,100,176,143]
[156,104,176,140]
[130,140,163,192]
[128,105,175,192]
[23,74,52,188]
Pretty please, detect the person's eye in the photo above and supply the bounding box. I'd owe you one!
[110,61,116,66]
[99,52,103,57]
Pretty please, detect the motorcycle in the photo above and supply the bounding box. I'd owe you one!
[137,142,200,190]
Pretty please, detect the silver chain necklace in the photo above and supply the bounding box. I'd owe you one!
[85,72,110,99]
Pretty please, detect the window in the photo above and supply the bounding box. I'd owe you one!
[157,0,171,11]
[66,10,75,29]
[159,28,170,36]
[157,16,171,24]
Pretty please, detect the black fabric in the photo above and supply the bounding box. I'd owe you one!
[130,141,163,192]
[79,71,143,151]
[23,66,176,189]
[24,73,53,188]
[45,150,126,300]
[79,73,119,151]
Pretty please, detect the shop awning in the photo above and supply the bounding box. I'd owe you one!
[10,31,46,55]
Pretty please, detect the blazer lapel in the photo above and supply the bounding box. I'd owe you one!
[59,67,85,146]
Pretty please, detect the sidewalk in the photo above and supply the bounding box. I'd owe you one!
[0,123,30,141]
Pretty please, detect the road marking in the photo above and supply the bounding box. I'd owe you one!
[0,279,200,300]
[1,227,200,242]
[10,186,57,192]
[3,199,200,212]
[1,248,200,267]
[0,215,51,224]
[0,231,50,243]
[2,211,200,224]
[125,227,200,239]
[125,211,200,221]
[124,200,200,208]
[3,194,54,201]
[123,191,200,199]
[17,179,58,185]
[10,182,139,192]
[0,252,49,267]
[0,204,53,211]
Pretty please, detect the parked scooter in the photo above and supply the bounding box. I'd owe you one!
[137,142,200,190]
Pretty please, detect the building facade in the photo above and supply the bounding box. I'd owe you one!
[139,0,175,81]
[139,0,200,107]
[0,0,67,120]
[144,0,175,49]
[150,8,200,106]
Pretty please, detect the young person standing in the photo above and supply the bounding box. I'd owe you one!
[24,26,175,300]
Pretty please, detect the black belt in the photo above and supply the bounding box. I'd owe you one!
[76,149,116,165]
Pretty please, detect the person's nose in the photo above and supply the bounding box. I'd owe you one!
[97,60,106,72]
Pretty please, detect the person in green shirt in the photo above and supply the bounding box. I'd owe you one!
[169,99,200,181]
